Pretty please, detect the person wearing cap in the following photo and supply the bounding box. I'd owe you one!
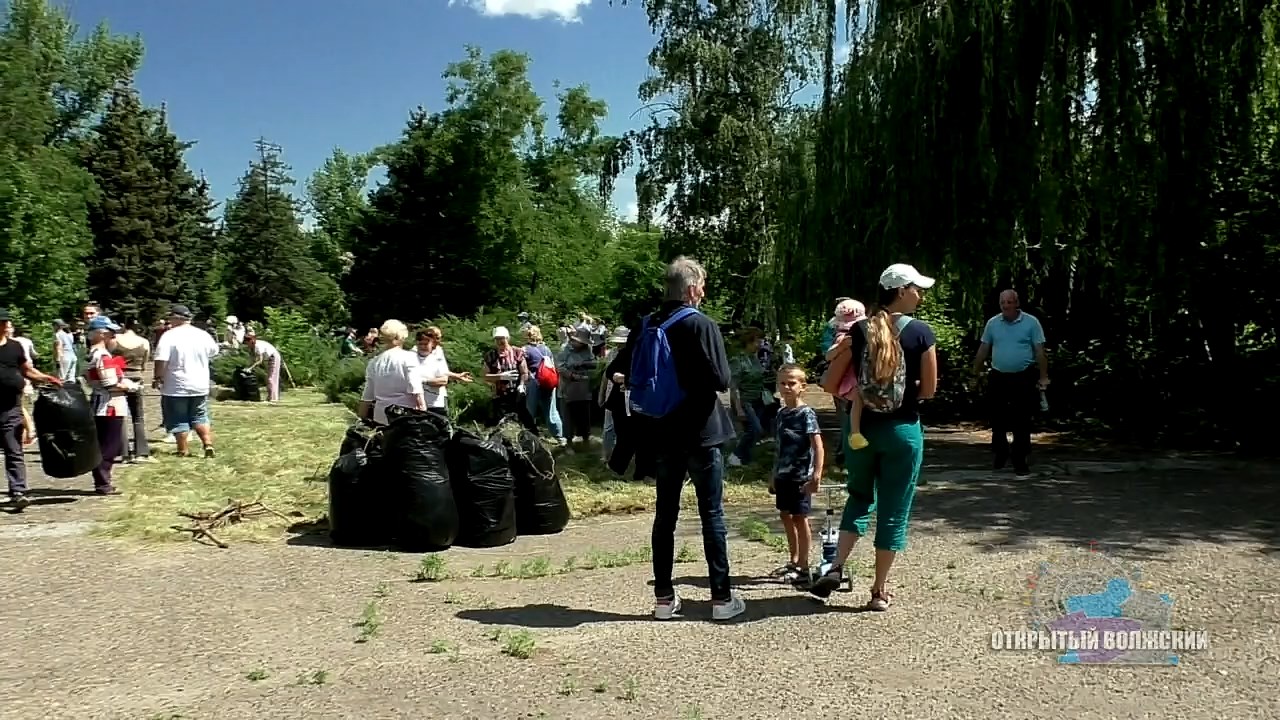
[152,304,221,458]
[224,316,245,349]
[482,326,535,430]
[520,326,566,444]
[53,320,77,382]
[556,326,600,450]
[808,263,938,611]
[972,289,1050,478]
[516,312,532,335]
[85,316,139,494]
[244,329,283,402]
[0,309,62,508]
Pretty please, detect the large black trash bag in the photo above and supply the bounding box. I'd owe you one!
[328,423,390,547]
[233,368,261,402]
[33,384,102,478]
[383,406,458,550]
[491,422,570,535]
[446,429,517,548]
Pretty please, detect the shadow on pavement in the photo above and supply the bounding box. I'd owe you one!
[908,434,1280,558]
[456,596,868,627]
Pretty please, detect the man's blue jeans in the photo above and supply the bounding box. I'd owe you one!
[652,445,731,602]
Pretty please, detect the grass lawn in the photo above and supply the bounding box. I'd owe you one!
[96,390,775,545]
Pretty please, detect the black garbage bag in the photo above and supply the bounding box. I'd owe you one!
[491,423,570,535]
[447,429,517,548]
[383,406,458,550]
[233,368,261,402]
[328,423,390,547]
[33,384,102,478]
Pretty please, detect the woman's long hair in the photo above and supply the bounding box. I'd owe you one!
[865,286,905,384]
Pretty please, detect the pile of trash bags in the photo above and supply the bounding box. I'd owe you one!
[33,383,102,478]
[326,409,570,550]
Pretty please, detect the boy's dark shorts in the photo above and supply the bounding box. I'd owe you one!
[774,480,812,516]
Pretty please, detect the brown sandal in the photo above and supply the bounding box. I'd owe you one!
[867,589,892,611]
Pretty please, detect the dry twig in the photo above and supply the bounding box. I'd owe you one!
[170,498,290,548]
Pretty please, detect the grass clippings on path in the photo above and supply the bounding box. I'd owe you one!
[94,391,783,545]
[95,391,347,544]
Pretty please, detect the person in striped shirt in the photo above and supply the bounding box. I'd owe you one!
[85,316,138,495]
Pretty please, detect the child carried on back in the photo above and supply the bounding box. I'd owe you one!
[828,299,872,450]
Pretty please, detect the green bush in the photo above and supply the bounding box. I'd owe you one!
[210,347,268,389]
[321,358,368,403]
[257,307,342,387]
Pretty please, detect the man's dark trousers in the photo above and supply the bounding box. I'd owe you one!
[651,445,731,602]
[988,366,1038,473]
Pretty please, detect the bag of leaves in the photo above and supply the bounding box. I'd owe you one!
[328,423,390,547]
[233,368,261,402]
[383,406,458,550]
[446,429,517,548]
[34,384,102,479]
[490,420,569,535]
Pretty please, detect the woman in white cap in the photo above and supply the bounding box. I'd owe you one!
[482,326,535,430]
[808,263,938,611]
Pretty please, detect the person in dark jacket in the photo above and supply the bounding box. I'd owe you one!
[610,256,745,622]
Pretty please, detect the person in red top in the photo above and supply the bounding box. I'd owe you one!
[85,316,137,494]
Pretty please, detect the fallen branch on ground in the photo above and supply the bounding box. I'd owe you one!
[170,498,292,548]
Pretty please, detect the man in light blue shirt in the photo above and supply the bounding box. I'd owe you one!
[973,290,1050,477]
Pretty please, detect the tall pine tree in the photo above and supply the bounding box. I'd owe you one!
[222,139,340,324]
[81,85,178,323]
[147,105,222,320]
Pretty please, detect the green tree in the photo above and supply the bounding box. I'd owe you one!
[0,0,141,321]
[80,85,177,322]
[147,105,222,321]
[346,47,620,326]
[222,139,341,325]
[305,147,379,280]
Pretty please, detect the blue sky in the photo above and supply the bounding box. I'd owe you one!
[62,0,663,222]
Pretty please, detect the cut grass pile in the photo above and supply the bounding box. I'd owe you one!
[96,391,781,544]
[95,391,347,543]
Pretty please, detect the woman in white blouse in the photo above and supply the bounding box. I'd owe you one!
[414,325,472,415]
[358,320,426,426]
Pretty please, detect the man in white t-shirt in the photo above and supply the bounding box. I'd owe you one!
[244,329,283,402]
[151,304,221,458]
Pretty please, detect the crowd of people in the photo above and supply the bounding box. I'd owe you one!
[351,255,1052,619]
[3,255,1051,618]
[0,301,289,510]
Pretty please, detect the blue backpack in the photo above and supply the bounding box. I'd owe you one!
[628,306,700,418]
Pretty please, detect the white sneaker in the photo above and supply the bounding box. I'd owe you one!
[726,455,743,468]
[711,593,746,621]
[654,592,682,620]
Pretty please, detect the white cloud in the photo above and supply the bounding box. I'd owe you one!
[622,200,639,222]
[449,0,593,22]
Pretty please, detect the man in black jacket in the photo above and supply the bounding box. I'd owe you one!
[611,256,744,621]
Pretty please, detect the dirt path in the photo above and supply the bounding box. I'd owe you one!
[1,401,1277,719]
